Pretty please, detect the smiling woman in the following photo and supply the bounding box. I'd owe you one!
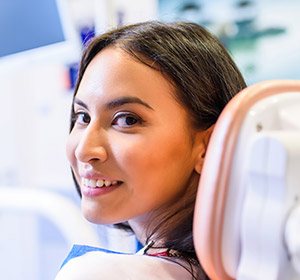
[56,21,246,280]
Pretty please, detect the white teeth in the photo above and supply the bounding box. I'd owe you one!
[104,180,112,187]
[89,179,96,188]
[82,178,119,188]
[96,180,104,187]
[82,178,89,187]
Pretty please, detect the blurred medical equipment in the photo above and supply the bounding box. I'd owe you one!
[94,0,157,34]
[0,187,100,280]
[0,0,79,67]
[194,80,300,280]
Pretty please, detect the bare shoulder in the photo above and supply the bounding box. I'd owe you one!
[55,252,192,280]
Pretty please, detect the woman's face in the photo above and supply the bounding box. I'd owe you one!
[66,47,204,226]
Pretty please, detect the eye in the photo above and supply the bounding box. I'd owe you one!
[112,113,143,128]
[73,111,91,125]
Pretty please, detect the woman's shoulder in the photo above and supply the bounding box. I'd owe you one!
[55,250,192,280]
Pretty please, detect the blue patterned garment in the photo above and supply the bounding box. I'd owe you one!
[61,245,125,268]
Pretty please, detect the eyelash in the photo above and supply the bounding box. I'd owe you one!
[72,111,90,125]
[72,111,144,129]
[112,112,144,128]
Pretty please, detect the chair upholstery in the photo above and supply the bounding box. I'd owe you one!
[193,80,300,280]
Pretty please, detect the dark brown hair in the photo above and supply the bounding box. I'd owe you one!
[70,21,246,279]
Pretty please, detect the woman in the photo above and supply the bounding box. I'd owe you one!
[56,21,246,279]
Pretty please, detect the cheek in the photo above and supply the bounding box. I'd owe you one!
[111,133,193,179]
[111,137,147,170]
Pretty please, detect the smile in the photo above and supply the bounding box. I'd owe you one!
[81,178,121,188]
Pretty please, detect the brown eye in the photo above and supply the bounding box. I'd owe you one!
[112,113,142,128]
[124,116,138,125]
[74,112,91,125]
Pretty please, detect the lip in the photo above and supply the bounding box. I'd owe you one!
[79,166,122,179]
[79,174,123,197]
[81,183,121,197]
[77,169,123,197]
[79,172,118,181]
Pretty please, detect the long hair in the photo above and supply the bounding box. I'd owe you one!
[69,21,246,279]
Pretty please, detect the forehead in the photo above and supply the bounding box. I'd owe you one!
[76,47,178,106]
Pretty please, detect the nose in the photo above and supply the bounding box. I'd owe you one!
[74,126,108,164]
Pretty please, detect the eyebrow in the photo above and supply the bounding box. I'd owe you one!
[74,98,88,109]
[74,96,154,111]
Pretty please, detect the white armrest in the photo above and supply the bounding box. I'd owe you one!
[0,187,100,246]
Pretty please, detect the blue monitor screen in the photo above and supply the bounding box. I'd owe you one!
[0,0,66,57]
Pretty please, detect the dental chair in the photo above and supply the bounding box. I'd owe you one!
[194,80,300,280]
[0,187,100,280]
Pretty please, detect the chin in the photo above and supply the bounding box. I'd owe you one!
[81,207,125,225]
[82,209,106,224]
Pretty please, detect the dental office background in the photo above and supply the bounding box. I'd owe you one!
[0,0,299,279]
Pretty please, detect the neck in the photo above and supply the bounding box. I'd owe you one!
[128,218,148,246]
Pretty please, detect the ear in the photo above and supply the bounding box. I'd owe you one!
[194,124,215,174]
